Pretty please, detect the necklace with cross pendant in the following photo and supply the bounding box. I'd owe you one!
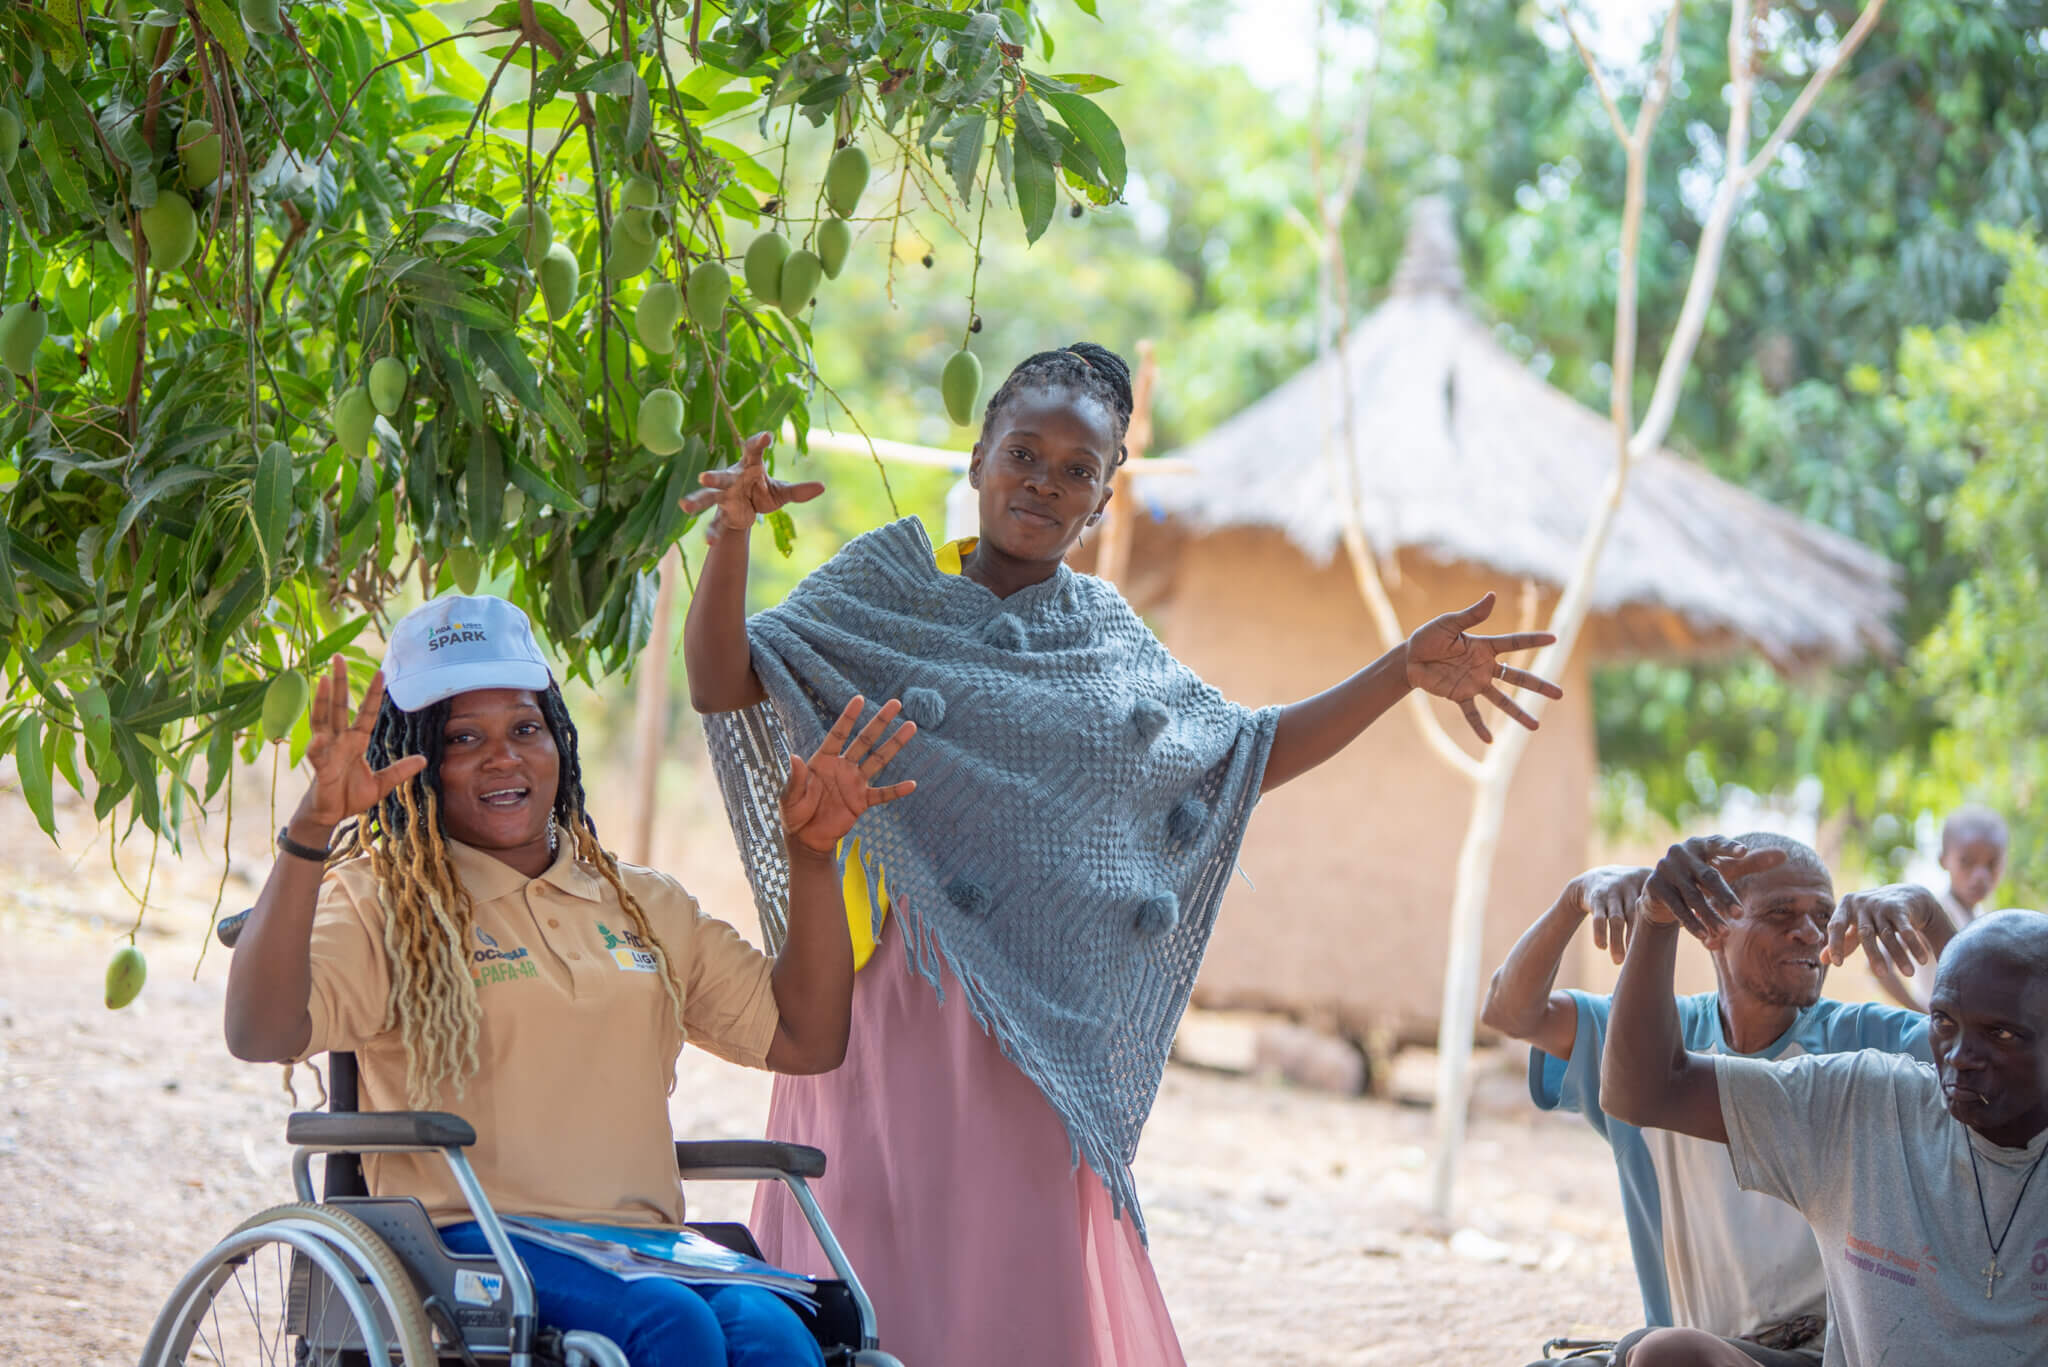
[1982,1256,2004,1300]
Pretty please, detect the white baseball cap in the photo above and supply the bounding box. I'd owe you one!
[381,594,553,712]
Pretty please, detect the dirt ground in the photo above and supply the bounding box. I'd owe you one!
[0,763,1646,1366]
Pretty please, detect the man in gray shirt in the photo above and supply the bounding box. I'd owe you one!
[1600,836,2048,1366]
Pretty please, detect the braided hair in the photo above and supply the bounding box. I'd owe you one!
[978,341,1136,466]
[326,682,688,1106]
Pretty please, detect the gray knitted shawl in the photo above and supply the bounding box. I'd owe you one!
[704,517,1278,1233]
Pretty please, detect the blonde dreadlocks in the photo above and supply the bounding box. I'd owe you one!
[326,683,688,1108]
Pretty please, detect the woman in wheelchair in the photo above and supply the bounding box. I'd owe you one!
[222,594,918,1367]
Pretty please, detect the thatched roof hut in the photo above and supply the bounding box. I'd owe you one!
[1112,196,1900,1039]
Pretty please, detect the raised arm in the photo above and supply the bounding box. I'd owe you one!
[1482,864,1648,1059]
[1600,837,1786,1140]
[762,695,917,1075]
[1261,594,1561,793]
[224,661,424,1062]
[679,433,823,714]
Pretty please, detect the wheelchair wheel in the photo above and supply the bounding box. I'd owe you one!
[139,1202,438,1366]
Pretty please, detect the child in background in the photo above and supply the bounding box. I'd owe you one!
[1874,804,2009,1010]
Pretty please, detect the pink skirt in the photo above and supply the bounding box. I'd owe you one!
[749,918,1186,1366]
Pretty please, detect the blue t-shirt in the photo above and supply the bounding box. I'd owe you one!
[1530,992,1930,1335]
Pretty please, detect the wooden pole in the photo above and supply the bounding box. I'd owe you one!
[1093,339,1158,588]
[626,547,682,866]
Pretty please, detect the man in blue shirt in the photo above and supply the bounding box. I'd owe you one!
[1482,833,1946,1365]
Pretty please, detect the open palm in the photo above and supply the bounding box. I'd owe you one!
[301,658,425,826]
[1405,593,1564,743]
[782,695,919,854]
[679,431,826,540]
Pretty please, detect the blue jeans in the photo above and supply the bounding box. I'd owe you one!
[438,1223,824,1367]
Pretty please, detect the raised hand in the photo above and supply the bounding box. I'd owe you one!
[1568,864,1654,965]
[297,658,426,828]
[678,431,825,540]
[781,695,919,855]
[1637,836,1788,950]
[1823,883,1944,976]
[1404,594,1564,742]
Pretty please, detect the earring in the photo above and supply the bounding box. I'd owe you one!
[546,812,559,858]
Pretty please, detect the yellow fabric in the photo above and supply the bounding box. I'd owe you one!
[841,535,974,969]
[296,838,779,1226]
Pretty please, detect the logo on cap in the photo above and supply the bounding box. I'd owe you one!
[428,620,490,653]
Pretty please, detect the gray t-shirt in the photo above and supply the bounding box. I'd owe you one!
[1718,1049,2048,1365]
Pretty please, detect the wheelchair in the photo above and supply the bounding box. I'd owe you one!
[138,910,905,1367]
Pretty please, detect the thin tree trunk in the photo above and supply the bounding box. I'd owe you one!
[1426,0,1887,1217]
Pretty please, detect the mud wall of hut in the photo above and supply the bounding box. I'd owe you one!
[1142,526,1597,1042]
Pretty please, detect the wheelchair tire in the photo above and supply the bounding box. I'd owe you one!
[139,1201,438,1366]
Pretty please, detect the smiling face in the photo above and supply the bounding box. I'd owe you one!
[1716,862,1835,1009]
[1929,919,2048,1147]
[967,385,1119,564]
[433,688,561,857]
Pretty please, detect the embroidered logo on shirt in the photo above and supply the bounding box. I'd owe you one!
[2028,1237,2048,1303]
[596,921,659,973]
[471,926,538,987]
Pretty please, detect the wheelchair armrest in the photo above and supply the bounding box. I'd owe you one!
[674,1140,825,1180]
[287,1110,477,1150]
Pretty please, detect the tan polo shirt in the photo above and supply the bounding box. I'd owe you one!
[295,838,779,1227]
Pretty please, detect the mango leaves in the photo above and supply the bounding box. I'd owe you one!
[0,0,1127,842]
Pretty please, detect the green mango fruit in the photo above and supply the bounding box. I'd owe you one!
[0,299,47,375]
[507,202,553,270]
[261,669,310,742]
[636,387,686,455]
[743,231,788,302]
[777,249,822,315]
[824,145,870,219]
[0,109,21,173]
[942,348,983,427]
[617,208,656,247]
[604,227,656,282]
[177,118,222,189]
[105,944,148,1010]
[621,174,658,211]
[635,281,682,356]
[368,356,408,416]
[446,545,481,594]
[686,261,730,333]
[817,216,852,280]
[139,191,198,272]
[333,385,377,457]
[241,0,282,36]
[539,242,580,321]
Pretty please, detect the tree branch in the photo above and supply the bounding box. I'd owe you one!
[1740,0,1889,182]
[1561,10,1630,145]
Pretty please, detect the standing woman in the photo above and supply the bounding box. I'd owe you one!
[682,344,1562,1365]
[223,594,918,1367]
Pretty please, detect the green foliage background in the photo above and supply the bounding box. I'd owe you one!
[3,0,2042,906]
[0,0,1125,845]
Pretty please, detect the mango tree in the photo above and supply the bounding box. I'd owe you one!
[0,0,1126,872]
